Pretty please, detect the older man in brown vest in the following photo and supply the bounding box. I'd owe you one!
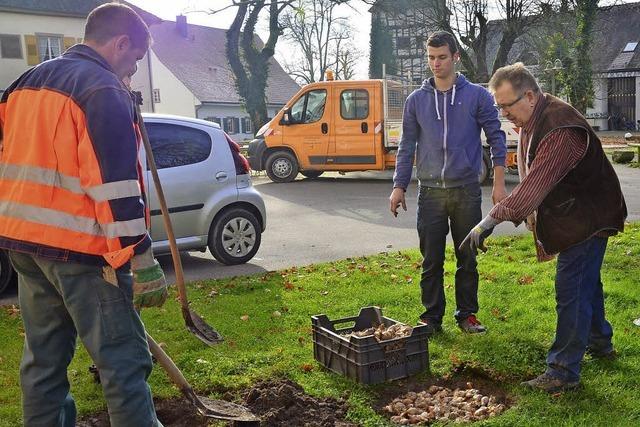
[460,63,627,393]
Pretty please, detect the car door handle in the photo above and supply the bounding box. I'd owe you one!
[321,123,328,134]
[361,122,368,133]
[215,172,228,181]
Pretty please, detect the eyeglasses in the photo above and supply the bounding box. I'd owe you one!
[494,94,524,111]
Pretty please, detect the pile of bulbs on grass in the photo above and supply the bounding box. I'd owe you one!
[383,383,507,425]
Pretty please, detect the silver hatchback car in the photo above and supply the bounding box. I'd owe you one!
[142,113,266,264]
[0,114,266,294]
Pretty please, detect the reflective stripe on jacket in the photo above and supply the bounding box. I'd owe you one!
[0,44,150,268]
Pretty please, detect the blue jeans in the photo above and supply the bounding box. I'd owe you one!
[9,251,162,427]
[416,183,482,323]
[545,236,613,382]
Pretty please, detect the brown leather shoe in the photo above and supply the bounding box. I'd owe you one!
[521,373,579,393]
[586,346,617,360]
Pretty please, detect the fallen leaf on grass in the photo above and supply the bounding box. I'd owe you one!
[298,336,306,346]
[518,275,534,285]
[240,314,249,321]
[272,311,282,318]
[284,282,295,290]
[4,305,20,317]
[301,363,314,372]
[491,308,508,321]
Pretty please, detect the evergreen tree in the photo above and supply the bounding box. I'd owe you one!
[369,14,397,78]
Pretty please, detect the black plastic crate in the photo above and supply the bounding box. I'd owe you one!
[311,306,430,384]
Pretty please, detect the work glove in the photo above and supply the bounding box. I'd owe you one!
[131,249,168,309]
[459,215,499,255]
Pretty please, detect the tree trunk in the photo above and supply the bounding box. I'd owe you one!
[567,0,598,113]
[226,1,290,134]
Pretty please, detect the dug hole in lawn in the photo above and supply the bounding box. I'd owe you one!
[312,306,512,425]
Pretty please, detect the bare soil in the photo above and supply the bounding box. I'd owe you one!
[242,379,355,427]
[76,378,355,427]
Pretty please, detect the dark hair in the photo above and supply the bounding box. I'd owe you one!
[488,62,541,94]
[84,3,150,49]
[426,31,458,55]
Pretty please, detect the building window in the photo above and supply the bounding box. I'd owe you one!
[37,35,62,62]
[623,42,638,52]
[204,117,221,126]
[0,34,21,59]
[340,89,369,120]
[223,117,240,134]
[241,117,253,134]
[152,88,161,103]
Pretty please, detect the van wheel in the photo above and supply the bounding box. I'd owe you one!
[478,150,492,184]
[0,250,15,295]
[301,170,323,179]
[265,151,299,183]
[208,208,261,265]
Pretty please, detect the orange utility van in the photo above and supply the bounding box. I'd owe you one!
[247,73,518,183]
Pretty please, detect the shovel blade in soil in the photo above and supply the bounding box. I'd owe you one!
[183,307,223,345]
[185,389,259,423]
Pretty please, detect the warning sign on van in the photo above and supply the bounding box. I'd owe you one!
[385,123,402,147]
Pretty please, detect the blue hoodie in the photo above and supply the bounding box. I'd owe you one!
[393,74,506,189]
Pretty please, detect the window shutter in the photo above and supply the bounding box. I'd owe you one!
[233,117,240,134]
[24,35,38,65]
[63,37,76,51]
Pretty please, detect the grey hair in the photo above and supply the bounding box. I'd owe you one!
[488,62,541,94]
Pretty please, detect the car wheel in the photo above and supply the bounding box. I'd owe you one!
[0,250,15,295]
[478,150,492,184]
[208,208,262,265]
[265,151,299,183]
[301,170,323,179]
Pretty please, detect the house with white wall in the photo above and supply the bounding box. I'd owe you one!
[0,0,107,93]
[130,14,300,140]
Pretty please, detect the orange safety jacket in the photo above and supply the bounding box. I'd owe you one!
[0,45,150,268]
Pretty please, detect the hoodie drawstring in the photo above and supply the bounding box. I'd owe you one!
[434,89,441,120]
[451,84,456,105]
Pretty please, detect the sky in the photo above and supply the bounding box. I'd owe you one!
[127,0,374,79]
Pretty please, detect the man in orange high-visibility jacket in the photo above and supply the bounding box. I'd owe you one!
[0,4,166,426]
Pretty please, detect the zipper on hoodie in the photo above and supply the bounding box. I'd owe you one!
[440,91,448,188]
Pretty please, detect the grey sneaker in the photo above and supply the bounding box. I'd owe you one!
[457,315,486,333]
[418,318,443,334]
[521,373,579,393]
[586,346,617,360]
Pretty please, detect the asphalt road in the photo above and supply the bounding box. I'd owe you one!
[162,162,640,282]
[1,164,639,305]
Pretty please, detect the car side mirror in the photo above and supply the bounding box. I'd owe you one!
[280,108,292,125]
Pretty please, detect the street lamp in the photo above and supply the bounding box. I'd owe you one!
[544,59,564,96]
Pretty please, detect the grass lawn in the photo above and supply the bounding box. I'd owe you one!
[1,223,639,426]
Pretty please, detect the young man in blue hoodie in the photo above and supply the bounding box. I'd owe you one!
[389,31,507,333]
